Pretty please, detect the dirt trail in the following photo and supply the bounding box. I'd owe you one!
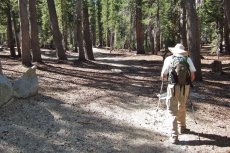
[0,48,229,153]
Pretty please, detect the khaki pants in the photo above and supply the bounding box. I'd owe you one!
[166,84,190,137]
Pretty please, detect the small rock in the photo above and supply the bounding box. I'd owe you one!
[111,69,122,73]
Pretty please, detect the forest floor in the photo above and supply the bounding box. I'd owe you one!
[0,46,230,153]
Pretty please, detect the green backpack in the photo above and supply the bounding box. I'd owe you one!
[169,56,191,85]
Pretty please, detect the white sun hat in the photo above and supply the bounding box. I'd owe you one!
[168,44,188,56]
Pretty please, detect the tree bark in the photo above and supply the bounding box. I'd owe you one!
[97,0,103,48]
[179,0,188,50]
[47,0,67,60]
[224,10,230,53]
[218,15,224,52]
[136,0,145,54]
[224,0,230,28]
[7,3,16,57]
[83,0,94,60]
[73,29,78,53]
[61,0,68,51]
[29,0,42,62]
[149,24,154,54]
[185,0,202,81]
[63,25,68,51]
[110,32,114,52]
[18,0,32,67]
[90,0,96,47]
[76,0,86,60]
[155,0,160,55]
[12,11,21,57]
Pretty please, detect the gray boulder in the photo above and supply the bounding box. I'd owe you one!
[0,75,14,106]
[13,65,39,98]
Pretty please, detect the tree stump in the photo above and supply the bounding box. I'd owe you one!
[211,60,222,73]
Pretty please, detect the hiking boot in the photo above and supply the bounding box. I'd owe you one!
[171,136,179,144]
[180,126,190,134]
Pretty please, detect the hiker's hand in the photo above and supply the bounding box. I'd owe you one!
[160,74,167,79]
[191,72,195,81]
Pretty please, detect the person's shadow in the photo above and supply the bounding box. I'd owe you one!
[178,130,230,147]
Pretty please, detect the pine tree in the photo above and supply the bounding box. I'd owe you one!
[75,0,86,60]
[6,2,16,57]
[18,0,32,67]
[83,0,94,60]
[96,0,103,48]
[47,0,67,60]
[135,0,145,54]
[224,0,230,28]
[29,0,42,62]
[185,0,202,81]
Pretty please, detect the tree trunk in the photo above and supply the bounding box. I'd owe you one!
[224,0,230,28]
[83,0,94,60]
[76,0,86,60]
[97,0,103,48]
[129,12,135,51]
[155,0,160,55]
[7,3,16,57]
[180,0,188,50]
[18,0,32,67]
[47,0,67,60]
[105,0,110,48]
[185,0,202,81]
[147,0,155,54]
[110,32,114,52]
[61,0,68,51]
[63,26,68,51]
[211,60,222,73]
[90,0,96,47]
[224,10,230,53]
[73,29,78,53]
[29,0,42,62]
[149,24,154,54]
[12,11,21,57]
[218,16,224,53]
[0,33,6,45]
[136,0,145,54]
[69,28,73,47]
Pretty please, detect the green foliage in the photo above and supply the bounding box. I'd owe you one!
[202,0,223,23]
[39,1,51,46]
[0,0,9,25]
[199,0,224,44]
[0,25,7,33]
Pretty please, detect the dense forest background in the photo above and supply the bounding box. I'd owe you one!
[0,0,230,81]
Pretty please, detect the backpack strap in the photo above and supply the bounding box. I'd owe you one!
[183,56,190,70]
[170,55,175,67]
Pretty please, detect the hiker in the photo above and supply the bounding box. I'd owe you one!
[160,44,196,144]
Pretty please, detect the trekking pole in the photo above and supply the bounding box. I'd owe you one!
[190,98,200,141]
[190,101,197,124]
[154,78,164,125]
[189,82,200,141]
[156,78,164,112]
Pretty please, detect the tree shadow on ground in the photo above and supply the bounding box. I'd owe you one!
[0,94,179,153]
[36,59,163,99]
